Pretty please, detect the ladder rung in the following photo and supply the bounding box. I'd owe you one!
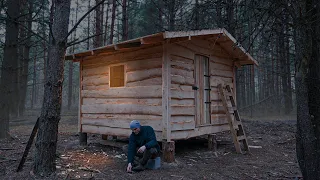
[234,121,242,126]
[233,122,242,130]
[237,135,246,141]
[228,110,234,114]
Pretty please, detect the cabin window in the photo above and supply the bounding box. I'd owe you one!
[109,65,125,87]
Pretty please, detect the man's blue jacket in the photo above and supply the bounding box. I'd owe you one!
[127,126,160,163]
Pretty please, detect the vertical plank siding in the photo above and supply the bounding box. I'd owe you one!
[168,45,196,133]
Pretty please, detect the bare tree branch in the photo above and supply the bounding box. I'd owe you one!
[67,33,104,47]
[65,0,106,41]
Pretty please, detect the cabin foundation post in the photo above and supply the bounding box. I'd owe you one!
[101,134,108,140]
[208,134,217,151]
[102,135,117,140]
[162,140,175,162]
[79,132,87,146]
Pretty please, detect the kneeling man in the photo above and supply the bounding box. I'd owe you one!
[124,120,160,172]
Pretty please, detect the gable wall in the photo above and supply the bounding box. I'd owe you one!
[79,45,163,139]
[168,38,234,139]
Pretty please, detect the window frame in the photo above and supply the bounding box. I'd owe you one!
[109,63,126,88]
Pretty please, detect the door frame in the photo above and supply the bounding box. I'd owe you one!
[194,54,211,127]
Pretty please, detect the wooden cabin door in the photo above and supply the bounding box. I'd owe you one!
[195,55,211,126]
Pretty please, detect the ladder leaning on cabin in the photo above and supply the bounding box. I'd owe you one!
[217,84,250,154]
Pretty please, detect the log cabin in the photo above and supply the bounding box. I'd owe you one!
[65,29,258,162]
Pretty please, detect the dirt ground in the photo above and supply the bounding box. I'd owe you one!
[0,114,302,180]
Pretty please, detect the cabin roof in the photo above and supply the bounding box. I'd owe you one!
[65,28,258,66]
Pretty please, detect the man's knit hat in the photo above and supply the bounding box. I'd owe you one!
[129,120,141,129]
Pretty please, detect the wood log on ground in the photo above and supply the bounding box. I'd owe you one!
[208,134,217,151]
[162,140,175,163]
[17,118,39,172]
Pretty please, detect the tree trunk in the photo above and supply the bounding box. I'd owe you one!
[158,1,163,31]
[67,62,73,110]
[285,18,293,114]
[122,0,128,41]
[68,0,79,110]
[216,0,222,28]
[43,5,48,85]
[104,1,109,45]
[195,0,199,29]
[168,0,175,31]
[109,0,116,44]
[94,0,103,48]
[7,0,21,118]
[116,6,120,41]
[34,0,71,176]
[279,12,292,115]
[32,52,37,109]
[0,0,20,139]
[87,0,91,49]
[295,0,320,178]
[271,40,275,112]
[18,0,33,116]
[226,0,234,34]
[250,65,255,117]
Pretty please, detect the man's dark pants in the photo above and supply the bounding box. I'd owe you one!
[122,145,158,166]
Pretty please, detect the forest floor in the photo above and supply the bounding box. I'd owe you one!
[0,112,301,180]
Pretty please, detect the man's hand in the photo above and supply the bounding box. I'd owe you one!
[127,163,132,173]
[137,145,146,153]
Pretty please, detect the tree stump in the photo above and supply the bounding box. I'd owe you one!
[79,132,87,146]
[162,140,175,162]
[208,134,217,152]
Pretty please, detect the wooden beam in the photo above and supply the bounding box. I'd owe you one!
[164,29,223,39]
[195,55,201,126]
[65,55,73,60]
[82,125,162,140]
[170,124,230,139]
[78,60,87,146]
[162,40,171,141]
[116,41,141,49]
[82,86,162,98]
[93,47,116,54]
[208,134,217,151]
[82,118,162,131]
[233,65,237,104]
[81,104,163,115]
[233,60,241,68]
[78,61,83,132]
[140,35,164,44]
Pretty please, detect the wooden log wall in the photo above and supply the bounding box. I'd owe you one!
[169,45,196,133]
[168,38,234,139]
[80,46,163,140]
[209,56,235,126]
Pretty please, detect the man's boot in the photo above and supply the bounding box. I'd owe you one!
[132,163,146,171]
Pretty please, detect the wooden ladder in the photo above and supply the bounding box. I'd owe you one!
[218,84,250,154]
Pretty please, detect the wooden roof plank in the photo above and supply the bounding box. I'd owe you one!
[65,29,258,66]
[164,29,223,39]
